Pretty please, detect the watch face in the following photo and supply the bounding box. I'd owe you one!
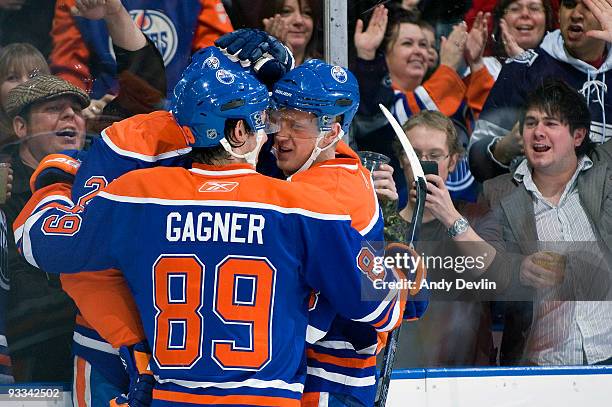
[449,217,469,237]
[456,218,469,232]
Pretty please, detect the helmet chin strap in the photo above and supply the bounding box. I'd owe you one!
[220,129,266,167]
[292,129,345,176]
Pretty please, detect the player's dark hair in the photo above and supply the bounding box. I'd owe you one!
[190,119,252,165]
[519,79,594,156]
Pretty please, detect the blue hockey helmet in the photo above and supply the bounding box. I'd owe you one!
[171,47,270,148]
[271,59,359,134]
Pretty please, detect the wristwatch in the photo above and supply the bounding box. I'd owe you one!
[447,217,469,238]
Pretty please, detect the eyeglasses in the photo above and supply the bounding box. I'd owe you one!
[505,2,545,15]
[414,151,449,162]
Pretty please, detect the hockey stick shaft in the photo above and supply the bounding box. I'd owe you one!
[375,105,427,407]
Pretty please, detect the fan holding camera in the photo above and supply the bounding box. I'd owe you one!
[382,110,501,366]
[386,111,496,252]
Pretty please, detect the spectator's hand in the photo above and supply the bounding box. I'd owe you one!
[520,252,565,288]
[420,174,462,228]
[584,0,612,42]
[499,19,524,58]
[71,0,123,20]
[0,0,25,11]
[82,94,115,120]
[493,122,523,165]
[354,4,388,61]
[439,22,468,71]
[465,12,489,71]
[262,14,290,51]
[372,163,398,201]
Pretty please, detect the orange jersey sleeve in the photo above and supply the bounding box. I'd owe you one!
[49,0,92,91]
[192,0,234,51]
[464,65,496,119]
[422,64,467,117]
[61,271,145,348]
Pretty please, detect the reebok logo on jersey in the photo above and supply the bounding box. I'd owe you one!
[199,182,239,192]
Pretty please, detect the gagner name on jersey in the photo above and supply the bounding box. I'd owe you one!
[166,211,265,244]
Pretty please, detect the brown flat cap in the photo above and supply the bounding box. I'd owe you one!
[5,75,90,119]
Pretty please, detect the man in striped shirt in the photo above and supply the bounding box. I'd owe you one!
[489,79,612,365]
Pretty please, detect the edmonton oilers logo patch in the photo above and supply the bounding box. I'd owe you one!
[130,10,178,66]
[331,66,348,83]
[204,56,220,69]
[216,69,235,84]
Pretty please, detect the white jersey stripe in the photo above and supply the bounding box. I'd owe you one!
[190,167,258,177]
[313,340,377,356]
[319,392,329,407]
[21,208,55,269]
[306,325,328,345]
[318,164,358,171]
[359,172,381,236]
[73,332,119,355]
[14,194,72,243]
[154,377,304,393]
[97,192,352,222]
[101,129,192,162]
[351,288,398,324]
[0,335,7,347]
[84,361,92,407]
[306,366,375,387]
[376,296,402,332]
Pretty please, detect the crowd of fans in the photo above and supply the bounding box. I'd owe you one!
[0,0,611,393]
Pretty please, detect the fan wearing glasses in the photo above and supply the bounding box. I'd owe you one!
[389,110,495,263]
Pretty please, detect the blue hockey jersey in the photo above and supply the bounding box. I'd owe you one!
[15,141,406,406]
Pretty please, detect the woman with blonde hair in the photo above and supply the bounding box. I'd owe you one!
[0,43,50,147]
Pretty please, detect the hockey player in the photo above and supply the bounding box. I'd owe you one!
[270,60,426,407]
[14,47,407,406]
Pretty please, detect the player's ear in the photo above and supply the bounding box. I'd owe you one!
[321,122,341,148]
[231,119,249,145]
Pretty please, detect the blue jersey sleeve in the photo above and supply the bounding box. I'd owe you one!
[299,217,404,333]
[15,185,119,275]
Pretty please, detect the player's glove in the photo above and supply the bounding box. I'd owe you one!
[384,243,429,320]
[111,341,155,407]
[29,150,82,193]
[215,28,295,86]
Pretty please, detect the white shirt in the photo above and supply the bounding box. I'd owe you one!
[514,157,612,365]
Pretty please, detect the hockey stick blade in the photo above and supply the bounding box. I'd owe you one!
[375,104,428,407]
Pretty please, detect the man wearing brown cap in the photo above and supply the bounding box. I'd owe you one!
[1,74,88,382]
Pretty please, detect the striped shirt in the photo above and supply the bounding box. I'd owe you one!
[514,157,612,365]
